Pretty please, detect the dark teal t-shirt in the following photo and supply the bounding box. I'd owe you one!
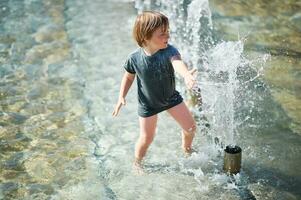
[123,44,183,117]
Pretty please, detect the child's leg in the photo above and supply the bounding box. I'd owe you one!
[134,114,158,164]
[166,102,197,153]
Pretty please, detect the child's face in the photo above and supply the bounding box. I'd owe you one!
[146,26,170,49]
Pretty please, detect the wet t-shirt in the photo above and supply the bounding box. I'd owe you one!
[123,44,183,117]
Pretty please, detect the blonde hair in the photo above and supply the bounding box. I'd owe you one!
[133,11,169,47]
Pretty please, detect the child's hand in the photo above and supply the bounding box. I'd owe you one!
[112,97,126,117]
[184,68,197,90]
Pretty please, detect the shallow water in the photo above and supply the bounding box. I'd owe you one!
[0,0,300,199]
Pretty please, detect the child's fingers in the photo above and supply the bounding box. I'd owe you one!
[188,79,197,90]
[189,68,198,79]
[189,68,197,73]
[112,101,125,117]
[112,108,118,116]
[113,109,120,117]
[189,68,197,75]
[112,104,120,117]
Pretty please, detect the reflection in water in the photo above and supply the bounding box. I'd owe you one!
[0,0,300,199]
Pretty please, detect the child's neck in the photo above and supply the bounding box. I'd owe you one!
[142,45,160,56]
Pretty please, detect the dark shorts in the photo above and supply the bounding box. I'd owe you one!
[138,94,183,118]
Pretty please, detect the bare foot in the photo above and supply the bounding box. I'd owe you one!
[182,147,197,157]
[132,159,145,175]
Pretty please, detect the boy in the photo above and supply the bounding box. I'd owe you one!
[112,11,197,172]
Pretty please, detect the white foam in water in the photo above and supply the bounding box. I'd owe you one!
[210,173,229,185]
[223,182,238,190]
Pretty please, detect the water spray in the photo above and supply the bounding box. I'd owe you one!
[188,84,242,175]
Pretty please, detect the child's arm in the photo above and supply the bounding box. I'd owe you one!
[171,60,197,89]
[112,71,136,117]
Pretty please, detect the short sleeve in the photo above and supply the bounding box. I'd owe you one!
[169,45,182,62]
[123,56,136,74]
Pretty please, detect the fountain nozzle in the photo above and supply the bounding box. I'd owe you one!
[223,145,242,174]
